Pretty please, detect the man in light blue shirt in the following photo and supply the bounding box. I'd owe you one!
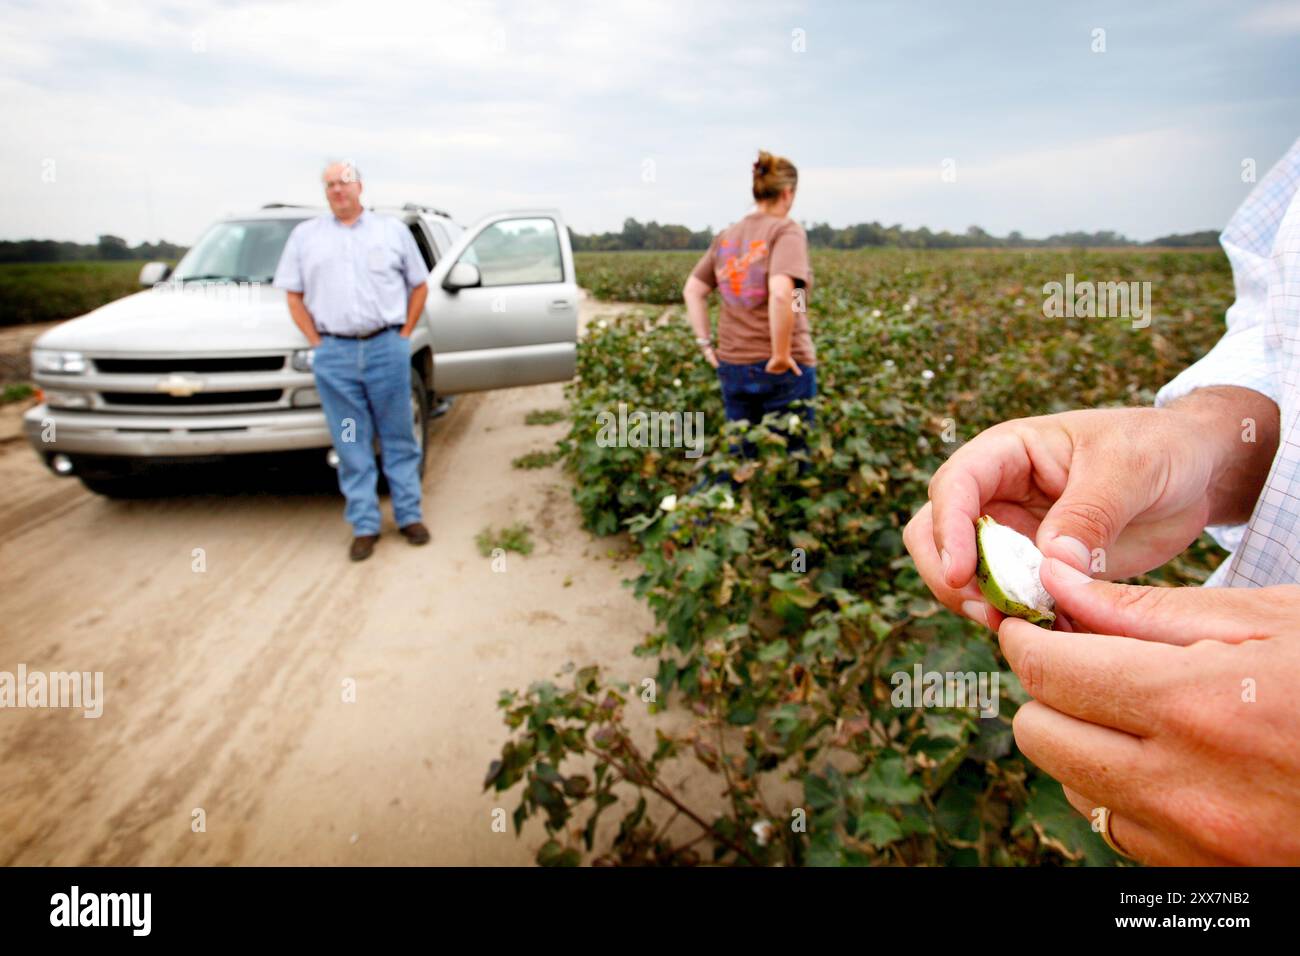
[273,160,431,561]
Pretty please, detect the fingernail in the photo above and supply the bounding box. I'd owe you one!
[1046,557,1091,585]
[941,548,952,579]
[1051,535,1091,570]
[961,600,988,626]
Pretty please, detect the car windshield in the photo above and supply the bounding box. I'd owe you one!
[172,219,306,283]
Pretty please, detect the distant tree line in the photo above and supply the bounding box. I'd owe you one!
[570,219,715,252]
[1140,230,1221,247]
[567,218,1220,252]
[0,235,187,264]
[0,222,1220,264]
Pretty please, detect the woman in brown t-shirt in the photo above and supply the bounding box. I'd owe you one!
[683,150,817,460]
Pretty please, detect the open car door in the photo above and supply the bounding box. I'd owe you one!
[425,209,578,394]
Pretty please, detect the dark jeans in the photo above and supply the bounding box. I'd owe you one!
[692,360,818,493]
[718,360,817,431]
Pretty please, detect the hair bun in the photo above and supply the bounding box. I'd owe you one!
[751,149,797,201]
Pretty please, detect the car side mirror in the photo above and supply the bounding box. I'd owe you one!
[139,262,173,287]
[442,262,481,292]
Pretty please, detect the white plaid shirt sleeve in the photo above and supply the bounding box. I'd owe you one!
[1155,137,1300,584]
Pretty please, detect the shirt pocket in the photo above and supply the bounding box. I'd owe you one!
[366,243,399,274]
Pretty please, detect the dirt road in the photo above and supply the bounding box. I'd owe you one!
[0,298,723,865]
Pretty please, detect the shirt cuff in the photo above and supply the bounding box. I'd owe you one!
[1154,326,1279,557]
[1154,324,1281,410]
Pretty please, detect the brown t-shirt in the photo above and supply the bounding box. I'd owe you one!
[690,211,816,366]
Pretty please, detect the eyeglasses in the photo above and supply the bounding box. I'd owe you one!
[324,179,358,189]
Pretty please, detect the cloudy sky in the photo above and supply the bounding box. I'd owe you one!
[1,0,1297,245]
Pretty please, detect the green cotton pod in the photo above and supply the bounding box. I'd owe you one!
[975,515,1056,626]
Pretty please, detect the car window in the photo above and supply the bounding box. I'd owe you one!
[459,217,563,286]
[172,219,305,282]
[408,221,436,268]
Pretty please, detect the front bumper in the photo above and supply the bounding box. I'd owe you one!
[23,403,333,462]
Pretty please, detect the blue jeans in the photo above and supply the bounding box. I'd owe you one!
[312,328,422,536]
[691,360,818,493]
[719,359,817,457]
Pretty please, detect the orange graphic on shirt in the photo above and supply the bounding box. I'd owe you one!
[717,238,769,305]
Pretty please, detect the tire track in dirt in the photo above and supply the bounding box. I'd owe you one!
[94,394,495,864]
[0,297,727,866]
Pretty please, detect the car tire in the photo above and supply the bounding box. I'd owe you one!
[411,368,429,479]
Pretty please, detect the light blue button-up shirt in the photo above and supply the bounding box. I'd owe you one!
[273,210,430,336]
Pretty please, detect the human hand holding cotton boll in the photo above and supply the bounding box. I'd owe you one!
[901,387,1296,863]
[902,393,1277,630]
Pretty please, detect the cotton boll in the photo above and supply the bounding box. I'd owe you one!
[975,515,1056,625]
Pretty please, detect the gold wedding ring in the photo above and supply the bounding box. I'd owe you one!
[1098,807,1136,861]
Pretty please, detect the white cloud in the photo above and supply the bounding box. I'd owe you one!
[797,128,1235,239]
[0,0,1291,244]
[1239,2,1300,35]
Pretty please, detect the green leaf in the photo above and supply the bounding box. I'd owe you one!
[800,617,841,653]
[726,702,758,725]
[968,716,1013,761]
[720,524,750,553]
[863,751,923,805]
[922,711,968,742]
[537,840,581,867]
[855,810,904,848]
[898,803,935,837]
[806,829,844,867]
[1018,776,1122,867]
[535,762,563,785]
[923,632,999,675]
[803,770,841,811]
[935,776,980,843]
[583,791,619,851]
[769,572,821,608]
[679,548,720,590]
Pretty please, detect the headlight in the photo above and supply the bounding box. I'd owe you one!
[43,388,92,409]
[33,349,87,374]
[292,349,314,372]
[291,387,320,407]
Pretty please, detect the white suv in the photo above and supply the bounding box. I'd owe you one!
[24,202,579,496]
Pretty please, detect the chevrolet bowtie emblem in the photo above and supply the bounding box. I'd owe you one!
[156,374,204,397]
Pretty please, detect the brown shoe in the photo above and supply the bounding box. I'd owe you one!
[399,522,430,545]
[349,534,379,561]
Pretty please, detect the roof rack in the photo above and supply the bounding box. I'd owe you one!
[402,202,453,219]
